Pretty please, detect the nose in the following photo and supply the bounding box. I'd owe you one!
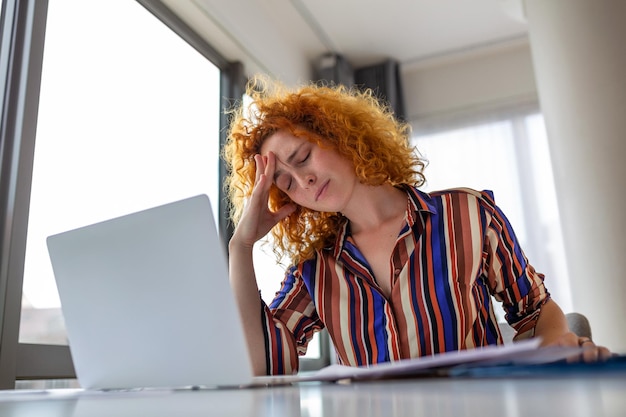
[296,172,316,188]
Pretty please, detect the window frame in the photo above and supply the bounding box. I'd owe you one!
[0,0,50,389]
[0,0,244,388]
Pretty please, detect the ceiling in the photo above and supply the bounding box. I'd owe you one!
[161,0,529,80]
[283,0,528,67]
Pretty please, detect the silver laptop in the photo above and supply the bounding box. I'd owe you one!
[47,195,285,390]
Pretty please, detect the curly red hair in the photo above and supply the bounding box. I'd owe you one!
[223,76,426,264]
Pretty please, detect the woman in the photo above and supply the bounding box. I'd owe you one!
[224,76,610,376]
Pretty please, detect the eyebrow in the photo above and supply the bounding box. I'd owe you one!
[286,142,305,165]
[272,143,305,183]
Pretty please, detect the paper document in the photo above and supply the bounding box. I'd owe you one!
[294,339,584,382]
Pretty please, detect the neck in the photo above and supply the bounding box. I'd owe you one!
[341,184,407,235]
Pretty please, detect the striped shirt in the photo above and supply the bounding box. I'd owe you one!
[261,186,550,375]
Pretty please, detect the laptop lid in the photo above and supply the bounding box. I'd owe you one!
[47,195,254,390]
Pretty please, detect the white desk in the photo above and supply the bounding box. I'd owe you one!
[1,374,625,417]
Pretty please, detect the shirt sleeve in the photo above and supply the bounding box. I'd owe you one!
[480,190,551,339]
[260,265,322,375]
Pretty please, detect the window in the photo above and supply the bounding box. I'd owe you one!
[411,112,573,317]
[19,0,221,345]
[0,0,238,388]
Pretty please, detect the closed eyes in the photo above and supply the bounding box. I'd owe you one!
[275,149,311,192]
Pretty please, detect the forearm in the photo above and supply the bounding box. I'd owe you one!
[533,299,570,346]
[228,240,268,376]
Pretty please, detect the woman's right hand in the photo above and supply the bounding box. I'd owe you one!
[228,153,294,376]
[230,152,296,250]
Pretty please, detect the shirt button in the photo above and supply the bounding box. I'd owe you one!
[394,268,401,276]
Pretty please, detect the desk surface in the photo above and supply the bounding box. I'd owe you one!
[1,374,625,417]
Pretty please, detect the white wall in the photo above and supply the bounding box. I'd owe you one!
[524,0,626,353]
[401,41,538,128]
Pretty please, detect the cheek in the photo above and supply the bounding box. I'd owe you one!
[325,150,352,170]
[331,156,355,177]
[288,191,306,205]
[288,190,314,209]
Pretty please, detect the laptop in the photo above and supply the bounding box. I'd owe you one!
[47,194,294,390]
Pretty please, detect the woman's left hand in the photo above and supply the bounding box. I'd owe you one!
[548,331,613,362]
[534,300,612,362]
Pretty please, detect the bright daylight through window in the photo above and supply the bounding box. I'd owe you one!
[20,0,221,344]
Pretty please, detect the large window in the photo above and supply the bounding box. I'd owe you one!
[412,112,572,317]
[0,0,236,389]
[19,0,221,345]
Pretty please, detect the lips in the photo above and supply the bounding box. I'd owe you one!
[315,180,329,201]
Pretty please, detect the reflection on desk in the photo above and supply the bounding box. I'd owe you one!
[1,374,625,417]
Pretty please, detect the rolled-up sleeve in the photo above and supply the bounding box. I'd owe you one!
[481,191,551,339]
[260,266,322,375]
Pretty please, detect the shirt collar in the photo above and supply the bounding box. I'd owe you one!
[402,184,438,217]
[332,184,437,258]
